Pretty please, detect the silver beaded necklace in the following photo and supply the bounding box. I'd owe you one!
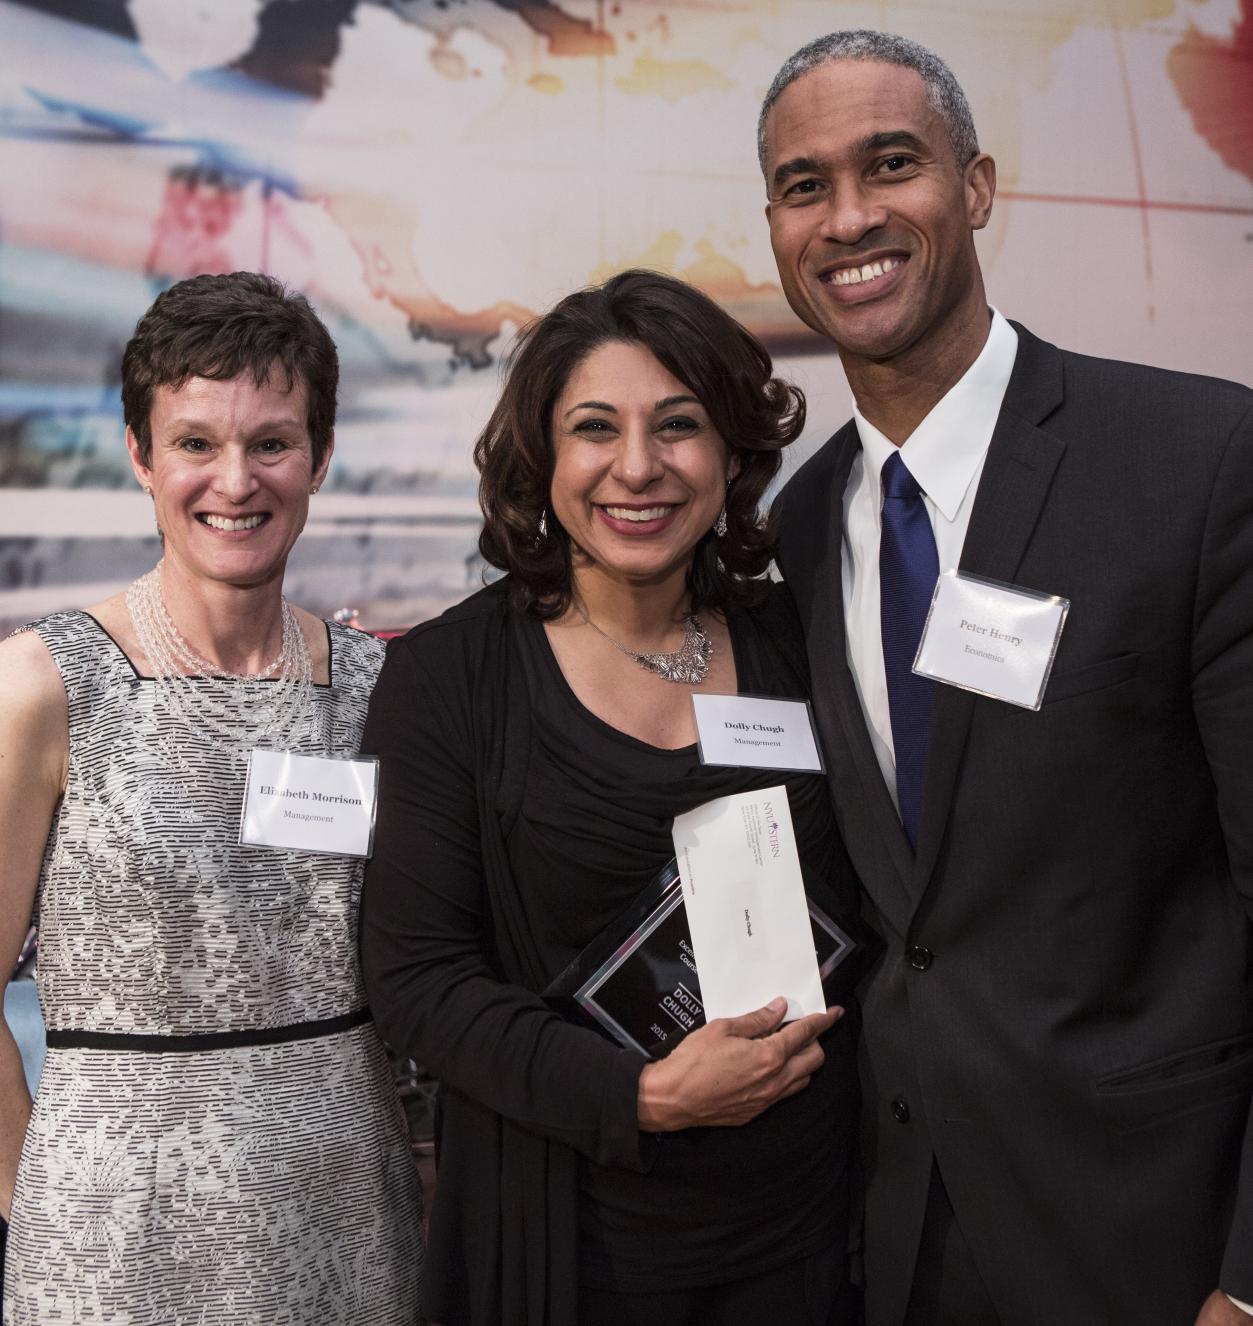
[577,607,713,685]
[125,561,315,749]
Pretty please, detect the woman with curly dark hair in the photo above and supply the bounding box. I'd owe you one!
[361,270,861,1326]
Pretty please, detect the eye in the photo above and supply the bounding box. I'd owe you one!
[658,415,701,437]
[875,154,916,176]
[573,418,615,438]
[255,437,290,455]
[178,436,211,453]
[781,177,823,201]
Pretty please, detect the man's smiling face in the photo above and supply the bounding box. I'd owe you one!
[763,58,994,372]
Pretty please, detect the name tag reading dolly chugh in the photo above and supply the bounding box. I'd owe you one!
[690,693,824,772]
[240,749,379,858]
[913,570,1070,711]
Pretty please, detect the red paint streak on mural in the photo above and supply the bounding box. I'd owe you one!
[145,169,244,279]
[145,168,314,282]
[1168,0,1253,184]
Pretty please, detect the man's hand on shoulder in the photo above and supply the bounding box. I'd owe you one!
[1196,1290,1253,1325]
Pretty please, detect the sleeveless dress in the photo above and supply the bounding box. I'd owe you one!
[4,612,423,1326]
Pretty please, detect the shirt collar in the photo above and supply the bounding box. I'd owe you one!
[853,309,1018,522]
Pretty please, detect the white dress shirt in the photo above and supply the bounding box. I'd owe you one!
[841,309,1018,810]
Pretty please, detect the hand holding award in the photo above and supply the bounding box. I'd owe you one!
[636,996,841,1131]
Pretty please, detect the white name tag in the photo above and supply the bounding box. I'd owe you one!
[691,693,824,772]
[913,570,1069,710]
[240,749,379,858]
[672,786,825,1022]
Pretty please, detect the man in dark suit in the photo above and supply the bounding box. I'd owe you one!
[761,30,1253,1326]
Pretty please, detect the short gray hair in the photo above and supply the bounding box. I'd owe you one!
[757,30,979,177]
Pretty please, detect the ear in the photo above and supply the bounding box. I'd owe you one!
[727,453,742,482]
[965,153,996,231]
[311,430,335,492]
[125,426,155,493]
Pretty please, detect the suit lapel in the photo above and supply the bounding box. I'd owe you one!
[910,329,1067,895]
[799,427,918,926]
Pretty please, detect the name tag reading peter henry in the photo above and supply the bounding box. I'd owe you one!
[240,749,379,857]
[913,570,1069,711]
[691,693,824,772]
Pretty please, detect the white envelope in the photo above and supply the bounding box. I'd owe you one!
[671,786,825,1022]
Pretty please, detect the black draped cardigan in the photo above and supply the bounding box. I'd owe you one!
[362,580,652,1326]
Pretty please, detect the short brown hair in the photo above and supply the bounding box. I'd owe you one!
[121,272,338,468]
[475,269,805,619]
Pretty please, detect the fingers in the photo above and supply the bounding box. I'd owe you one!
[718,995,788,1040]
[770,1005,843,1057]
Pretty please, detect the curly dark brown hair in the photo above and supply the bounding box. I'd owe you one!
[475,269,805,619]
[122,272,338,469]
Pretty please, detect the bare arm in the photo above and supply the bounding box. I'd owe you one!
[0,631,68,1217]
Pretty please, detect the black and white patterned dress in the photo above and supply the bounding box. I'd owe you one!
[4,612,423,1325]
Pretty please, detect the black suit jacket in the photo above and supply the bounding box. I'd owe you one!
[774,323,1253,1326]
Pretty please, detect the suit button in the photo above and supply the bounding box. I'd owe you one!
[907,945,934,971]
[892,1097,910,1124]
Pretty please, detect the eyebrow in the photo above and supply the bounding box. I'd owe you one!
[161,415,305,435]
[563,394,700,418]
[770,130,932,191]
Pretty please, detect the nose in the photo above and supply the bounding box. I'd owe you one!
[212,446,261,503]
[822,177,888,246]
[611,422,665,491]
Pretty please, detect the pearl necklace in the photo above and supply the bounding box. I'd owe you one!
[125,562,315,749]
[578,607,713,685]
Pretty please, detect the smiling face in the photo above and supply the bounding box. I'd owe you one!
[127,370,332,592]
[763,58,995,376]
[549,340,734,593]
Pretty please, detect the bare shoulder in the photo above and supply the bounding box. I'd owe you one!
[83,592,135,649]
[292,603,333,682]
[0,628,67,761]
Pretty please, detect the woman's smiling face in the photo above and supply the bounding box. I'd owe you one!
[549,340,734,590]
[127,369,332,592]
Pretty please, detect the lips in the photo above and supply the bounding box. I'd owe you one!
[594,502,682,535]
[817,253,908,300]
[197,513,269,532]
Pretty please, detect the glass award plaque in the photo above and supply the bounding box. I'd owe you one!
[545,859,880,1059]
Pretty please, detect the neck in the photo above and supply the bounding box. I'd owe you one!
[844,300,993,446]
[157,558,288,674]
[570,562,691,645]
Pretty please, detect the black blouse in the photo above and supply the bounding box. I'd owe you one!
[361,578,858,1323]
[509,601,856,1290]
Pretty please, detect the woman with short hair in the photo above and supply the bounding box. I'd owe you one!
[0,272,422,1324]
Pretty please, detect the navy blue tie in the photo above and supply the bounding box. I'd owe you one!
[879,451,939,847]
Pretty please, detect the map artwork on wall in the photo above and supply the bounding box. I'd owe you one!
[1,0,1250,632]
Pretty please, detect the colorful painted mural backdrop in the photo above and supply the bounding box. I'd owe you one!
[2,0,1250,632]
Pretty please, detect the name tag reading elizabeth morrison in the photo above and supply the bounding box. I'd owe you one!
[239,749,379,858]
